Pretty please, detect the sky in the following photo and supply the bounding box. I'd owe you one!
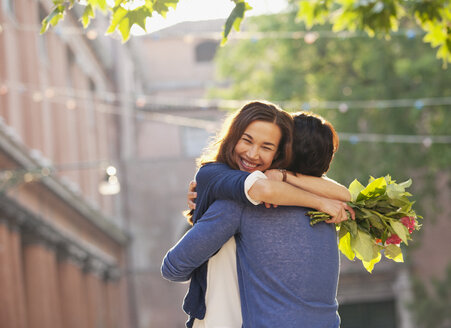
[142,0,288,33]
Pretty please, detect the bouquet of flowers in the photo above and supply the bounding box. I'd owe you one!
[308,175,422,273]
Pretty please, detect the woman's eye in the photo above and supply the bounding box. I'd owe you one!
[242,138,251,143]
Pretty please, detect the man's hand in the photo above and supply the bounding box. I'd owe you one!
[320,198,355,224]
[187,180,197,210]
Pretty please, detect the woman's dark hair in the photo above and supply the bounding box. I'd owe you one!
[199,101,293,170]
[288,112,339,177]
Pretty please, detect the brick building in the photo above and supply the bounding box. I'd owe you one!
[0,1,134,327]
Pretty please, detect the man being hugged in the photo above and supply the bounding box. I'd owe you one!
[162,112,346,328]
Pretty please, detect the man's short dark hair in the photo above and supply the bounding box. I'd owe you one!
[288,112,339,177]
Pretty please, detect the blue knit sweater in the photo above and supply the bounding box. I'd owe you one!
[162,199,340,328]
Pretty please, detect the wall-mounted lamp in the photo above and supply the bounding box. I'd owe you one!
[1,164,120,196]
[98,165,120,195]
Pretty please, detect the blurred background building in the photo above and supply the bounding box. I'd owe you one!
[1,1,450,328]
[0,0,132,327]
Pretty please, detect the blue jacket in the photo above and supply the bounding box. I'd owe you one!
[162,199,340,327]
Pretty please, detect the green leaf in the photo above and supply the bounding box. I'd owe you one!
[351,229,375,262]
[153,0,178,18]
[221,1,252,46]
[341,219,358,238]
[338,230,355,261]
[384,244,404,262]
[107,5,151,42]
[390,219,410,245]
[348,178,365,202]
[368,214,385,230]
[362,251,382,273]
[386,178,412,199]
[40,5,65,34]
[81,4,95,28]
[88,0,108,11]
[357,176,387,202]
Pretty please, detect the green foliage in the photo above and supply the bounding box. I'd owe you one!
[296,0,451,65]
[211,13,451,187]
[41,0,251,44]
[309,175,420,272]
[410,264,451,328]
[41,1,450,61]
[221,1,252,46]
[40,3,66,34]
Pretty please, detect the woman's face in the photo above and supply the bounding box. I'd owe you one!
[233,120,282,173]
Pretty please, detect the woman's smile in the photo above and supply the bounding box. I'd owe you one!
[233,120,282,173]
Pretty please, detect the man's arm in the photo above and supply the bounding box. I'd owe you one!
[162,200,243,282]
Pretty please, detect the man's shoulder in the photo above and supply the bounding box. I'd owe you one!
[211,199,247,210]
[245,205,310,216]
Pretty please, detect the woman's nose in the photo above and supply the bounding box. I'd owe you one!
[247,146,259,160]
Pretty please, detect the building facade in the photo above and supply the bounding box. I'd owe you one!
[0,1,133,327]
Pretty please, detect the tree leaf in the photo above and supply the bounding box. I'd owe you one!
[221,1,252,46]
[107,5,152,42]
[88,0,108,11]
[81,4,95,28]
[40,5,65,34]
[153,0,178,18]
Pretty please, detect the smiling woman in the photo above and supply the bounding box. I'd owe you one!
[233,120,282,173]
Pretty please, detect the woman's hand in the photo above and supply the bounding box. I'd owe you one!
[319,198,355,224]
[263,170,284,208]
[264,169,284,181]
[187,180,197,210]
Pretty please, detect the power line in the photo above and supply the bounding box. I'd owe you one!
[1,80,451,145]
[0,21,425,41]
[2,79,451,113]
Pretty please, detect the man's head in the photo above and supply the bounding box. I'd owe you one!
[288,112,339,177]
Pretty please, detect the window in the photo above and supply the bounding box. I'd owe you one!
[339,300,397,328]
[182,126,213,158]
[37,5,48,64]
[195,41,218,63]
[3,0,16,17]
[66,46,76,87]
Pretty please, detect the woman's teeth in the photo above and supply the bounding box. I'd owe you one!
[241,159,257,168]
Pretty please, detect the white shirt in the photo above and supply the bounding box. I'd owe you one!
[193,171,266,328]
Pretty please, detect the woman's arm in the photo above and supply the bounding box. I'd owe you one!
[247,179,354,223]
[190,163,354,223]
[265,169,351,202]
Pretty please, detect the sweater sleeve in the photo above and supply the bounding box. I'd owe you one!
[161,200,243,282]
[196,163,264,204]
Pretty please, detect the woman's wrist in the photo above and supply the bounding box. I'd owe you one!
[279,169,287,182]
